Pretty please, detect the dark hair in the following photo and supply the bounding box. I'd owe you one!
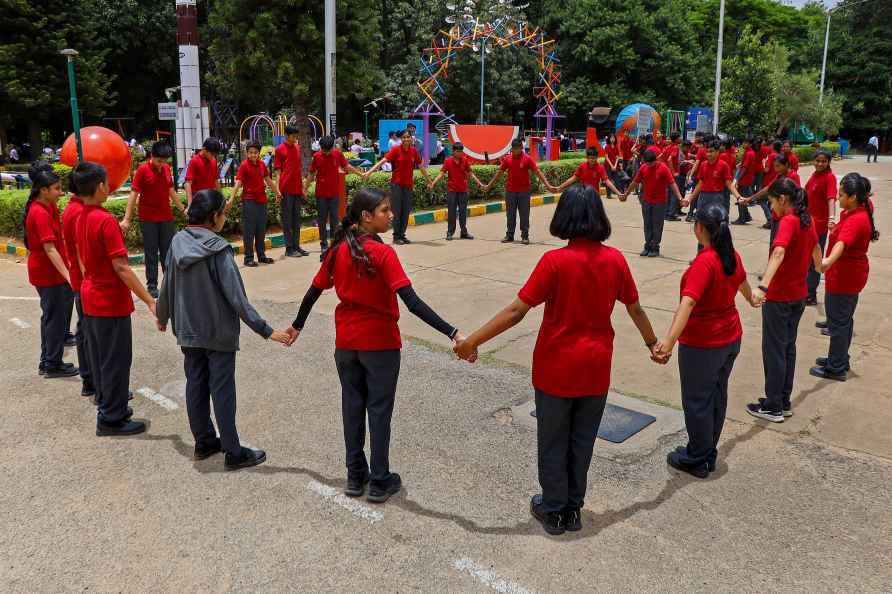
[70,161,107,198]
[151,142,172,158]
[22,164,61,249]
[188,189,226,225]
[706,140,721,151]
[814,148,833,162]
[644,134,654,146]
[245,140,262,152]
[839,173,879,241]
[320,135,335,150]
[772,140,783,152]
[327,187,390,277]
[608,133,617,145]
[586,146,598,157]
[720,139,732,150]
[768,178,811,230]
[670,132,680,142]
[641,149,657,163]
[752,138,762,152]
[774,153,790,170]
[407,123,417,130]
[284,125,299,136]
[511,138,523,149]
[202,137,222,153]
[695,203,736,275]
[549,184,611,242]
[398,129,411,139]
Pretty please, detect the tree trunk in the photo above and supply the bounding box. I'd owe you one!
[28,119,43,161]
[292,96,313,177]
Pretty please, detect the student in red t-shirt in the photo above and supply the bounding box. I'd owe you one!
[555,147,622,196]
[185,138,222,206]
[804,149,837,305]
[73,162,155,436]
[746,179,822,422]
[231,141,279,267]
[810,173,880,381]
[484,139,556,244]
[428,142,484,240]
[620,133,636,178]
[732,137,759,225]
[454,184,659,535]
[653,203,755,478]
[781,141,800,172]
[744,153,802,247]
[121,143,185,297]
[661,132,684,219]
[23,164,77,379]
[622,149,684,257]
[305,135,366,260]
[604,133,626,197]
[685,141,743,220]
[284,187,461,503]
[365,129,432,245]
[274,125,308,258]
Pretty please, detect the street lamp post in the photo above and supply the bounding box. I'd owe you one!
[819,0,877,105]
[712,0,725,134]
[60,49,83,161]
[364,110,370,140]
[324,0,336,136]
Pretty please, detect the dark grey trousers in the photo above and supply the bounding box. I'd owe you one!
[140,220,175,290]
[698,190,728,216]
[677,339,741,468]
[535,390,607,513]
[447,191,469,235]
[335,348,401,483]
[735,185,754,222]
[390,184,413,240]
[762,300,806,411]
[281,194,303,251]
[182,347,240,455]
[505,191,531,239]
[242,200,268,261]
[316,197,339,248]
[37,283,74,369]
[640,200,667,251]
[825,292,859,374]
[807,233,828,301]
[84,315,132,424]
[74,292,93,388]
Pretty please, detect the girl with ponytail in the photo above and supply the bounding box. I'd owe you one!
[745,177,822,424]
[804,149,837,305]
[285,187,463,503]
[23,163,78,378]
[809,173,879,381]
[653,203,754,478]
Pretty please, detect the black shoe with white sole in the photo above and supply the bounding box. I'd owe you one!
[746,402,784,423]
[758,398,792,418]
[815,320,828,329]
[562,507,581,532]
[530,494,565,535]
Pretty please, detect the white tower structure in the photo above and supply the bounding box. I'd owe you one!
[175,0,210,176]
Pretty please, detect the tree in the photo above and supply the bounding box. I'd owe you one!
[773,70,843,137]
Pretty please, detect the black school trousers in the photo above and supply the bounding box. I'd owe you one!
[535,390,607,513]
[825,292,859,374]
[335,349,401,484]
[84,315,132,425]
[281,193,303,252]
[505,192,531,239]
[640,199,667,252]
[316,196,339,248]
[676,339,741,469]
[74,292,93,389]
[242,200,268,261]
[807,233,828,301]
[390,184,413,240]
[762,300,806,411]
[36,282,74,369]
[140,220,175,290]
[182,348,240,455]
[446,191,469,235]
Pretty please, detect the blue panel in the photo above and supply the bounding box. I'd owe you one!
[378,119,424,156]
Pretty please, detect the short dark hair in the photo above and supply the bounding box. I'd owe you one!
[245,140,262,152]
[452,142,464,152]
[707,140,721,151]
[284,125,299,136]
[586,147,598,157]
[549,184,611,242]
[151,142,172,158]
[203,137,222,154]
[320,135,335,150]
[670,132,681,142]
[188,189,226,225]
[71,161,107,197]
[642,149,657,163]
[511,138,523,149]
[406,123,417,130]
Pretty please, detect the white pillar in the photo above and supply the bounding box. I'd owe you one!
[324,0,336,136]
[712,0,725,134]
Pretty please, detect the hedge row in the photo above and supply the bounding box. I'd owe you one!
[1,158,586,249]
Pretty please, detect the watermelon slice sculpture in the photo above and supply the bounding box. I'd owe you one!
[447,124,520,164]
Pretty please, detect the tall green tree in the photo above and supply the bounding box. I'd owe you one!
[773,70,843,137]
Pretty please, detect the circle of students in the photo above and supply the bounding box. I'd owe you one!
[22,125,879,536]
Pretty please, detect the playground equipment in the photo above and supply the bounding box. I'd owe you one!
[238,113,325,149]
[60,126,132,192]
[615,103,661,139]
[447,124,519,162]
[412,16,562,163]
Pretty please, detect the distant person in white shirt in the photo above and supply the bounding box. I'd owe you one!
[311,139,321,151]
[8,146,19,162]
[387,131,400,151]
[350,141,363,153]
[867,134,879,163]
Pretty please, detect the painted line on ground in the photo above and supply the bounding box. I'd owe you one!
[306,480,383,524]
[136,387,179,411]
[8,317,31,328]
[0,296,40,301]
[452,558,535,594]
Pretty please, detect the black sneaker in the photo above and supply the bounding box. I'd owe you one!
[639,248,650,257]
[344,474,370,498]
[285,250,301,258]
[501,236,514,243]
[761,222,772,230]
[562,507,582,532]
[805,296,818,306]
[521,238,530,245]
[193,437,223,460]
[39,364,47,376]
[685,215,695,222]
[259,257,275,264]
[446,234,454,241]
[224,446,267,471]
[809,365,847,382]
[244,259,259,267]
[393,236,403,245]
[815,357,850,372]
[367,472,402,503]
[666,451,709,479]
[646,250,660,257]
[64,333,77,347]
[44,363,79,379]
[746,402,784,423]
[401,238,412,245]
[815,320,828,329]
[731,219,747,225]
[758,398,792,417]
[821,328,831,337]
[460,232,474,240]
[81,382,96,397]
[148,287,159,299]
[296,247,310,256]
[530,494,565,536]
[96,419,146,436]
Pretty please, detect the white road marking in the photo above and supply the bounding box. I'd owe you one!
[307,480,383,524]
[136,387,179,410]
[0,296,40,301]
[8,317,31,328]
[452,558,536,594]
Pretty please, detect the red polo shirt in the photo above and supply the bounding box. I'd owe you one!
[661,144,680,174]
[768,213,818,302]
[500,153,539,193]
[679,247,745,348]
[77,204,134,317]
[826,207,872,294]
[805,169,837,237]
[574,162,608,189]
[784,150,800,171]
[605,144,620,166]
[719,149,737,173]
[697,159,731,193]
[385,145,421,189]
[26,201,68,288]
[313,234,411,350]
[518,239,639,397]
[185,153,218,193]
[62,196,86,292]
[131,162,174,222]
[620,136,634,160]
[739,149,757,186]
[442,155,471,192]
[236,159,270,204]
[310,149,348,198]
[632,161,674,204]
[274,142,304,195]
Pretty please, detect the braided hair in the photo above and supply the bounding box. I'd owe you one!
[326,187,389,277]
[768,177,811,230]
[22,162,60,250]
[839,172,880,241]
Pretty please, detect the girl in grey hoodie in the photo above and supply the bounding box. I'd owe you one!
[156,189,290,471]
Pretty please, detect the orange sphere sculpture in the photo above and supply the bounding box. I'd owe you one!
[60,126,132,192]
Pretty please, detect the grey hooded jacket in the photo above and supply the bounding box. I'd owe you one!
[156,226,273,351]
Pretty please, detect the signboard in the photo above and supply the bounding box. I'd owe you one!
[158,102,177,121]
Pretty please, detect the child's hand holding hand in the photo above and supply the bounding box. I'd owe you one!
[283,326,300,346]
[453,334,478,363]
[269,330,292,346]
